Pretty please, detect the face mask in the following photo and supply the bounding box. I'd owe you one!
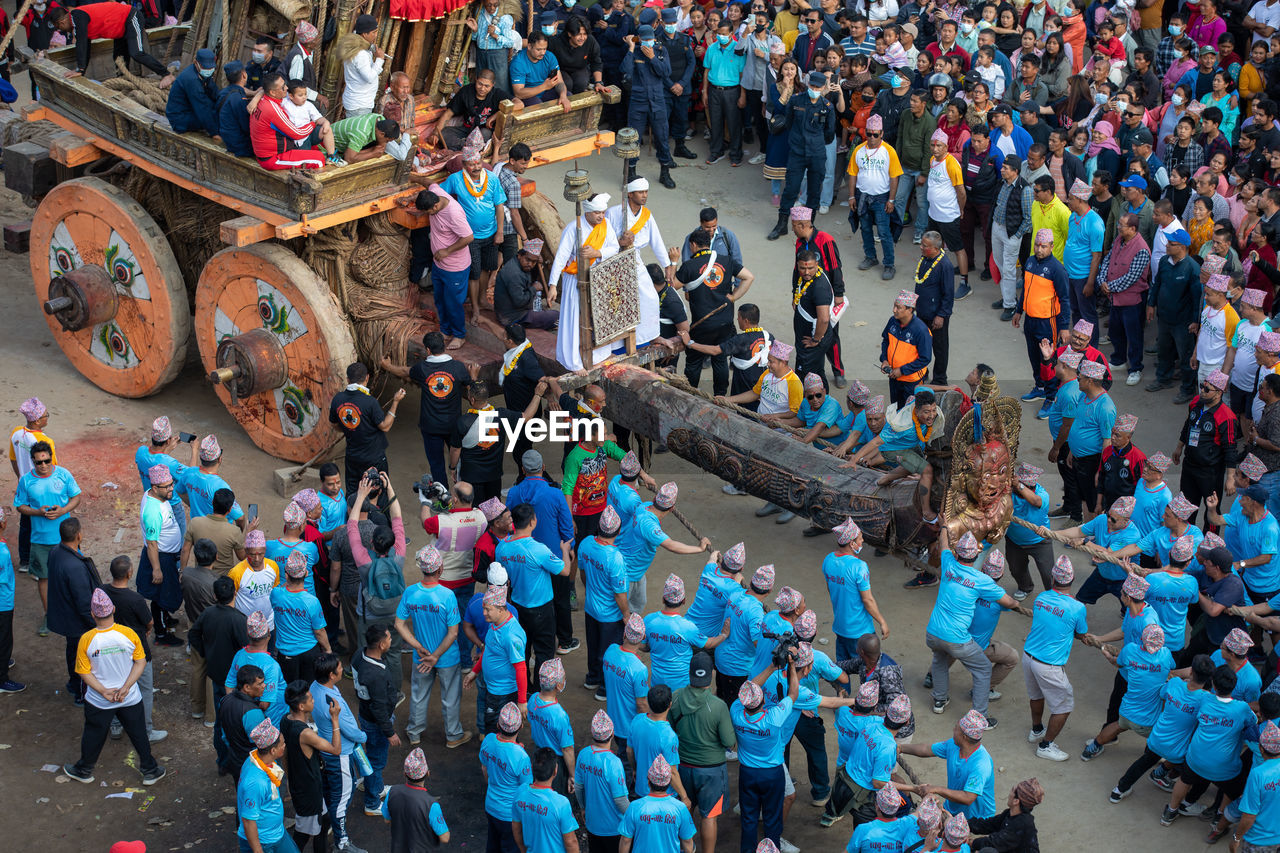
[542,25,556,34]
[1094,92,1108,105]
[961,22,974,33]
[1172,93,1185,106]
[1168,25,1182,36]
[808,87,822,100]
[755,22,766,31]
[564,0,576,6]
[718,34,731,45]
[1230,174,1241,185]
[641,38,655,47]
[34,1,46,8]
[890,74,903,87]
[1114,99,1128,111]
[251,51,266,62]
[199,67,214,78]
[665,23,677,34]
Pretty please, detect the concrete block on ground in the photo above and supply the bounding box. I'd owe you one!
[274,466,321,498]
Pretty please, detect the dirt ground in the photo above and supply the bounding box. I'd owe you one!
[0,111,1225,852]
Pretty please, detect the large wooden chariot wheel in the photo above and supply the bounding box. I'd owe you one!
[29,177,191,397]
[195,244,357,463]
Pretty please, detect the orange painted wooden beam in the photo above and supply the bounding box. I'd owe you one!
[219,215,277,246]
[49,133,106,168]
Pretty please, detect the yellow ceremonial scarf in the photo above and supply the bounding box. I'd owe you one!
[468,405,496,415]
[502,341,532,378]
[565,221,608,276]
[627,207,652,235]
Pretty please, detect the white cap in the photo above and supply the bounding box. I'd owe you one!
[625,178,649,193]
[488,562,508,586]
[582,194,611,213]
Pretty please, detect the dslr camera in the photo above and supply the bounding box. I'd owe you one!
[411,475,451,512]
[763,629,800,670]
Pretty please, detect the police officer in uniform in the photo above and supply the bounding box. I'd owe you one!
[657,8,697,161]
[768,71,836,240]
[622,24,677,189]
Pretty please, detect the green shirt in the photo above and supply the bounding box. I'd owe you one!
[562,441,625,516]
[332,113,383,157]
[668,685,736,767]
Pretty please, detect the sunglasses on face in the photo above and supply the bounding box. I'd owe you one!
[806,392,825,400]
[32,459,52,466]
[867,131,882,137]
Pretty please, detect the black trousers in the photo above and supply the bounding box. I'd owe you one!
[1071,452,1102,518]
[587,833,620,853]
[585,614,623,688]
[715,669,747,706]
[1104,670,1127,726]
[515,601,556,690]
[551,574,574,646]
[1056,452,1081,520]
[1181,463,1225,529]
[344,454,388,500]
[116,9,168,76]
[279,644,322,685]
[18,513,30,565]
[486,813,519,853]
[74,700,158,774]
[923,315,950,386]
[796,332,834,385]
[827,325,845,378]
[472,478,503,505]
[483,689,518,735]
[888,377,919,408]
[1116,746,1163,793]
[743,87,768,154]
[65,632,86,700]
[686,324,734,396]
[0,609,11,682]
[666,89,691,143]
[410,226,434,284]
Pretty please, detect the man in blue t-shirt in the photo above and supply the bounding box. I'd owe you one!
[616,483,710,612]
[237,720,288,850]
[575,710,630,847]
[1047,351,1085,521]
[395,544,467,748]
[714,566,772,704]
[512,748,579,853]
[1056,495,1143,605]
[629,684,693,803]
[1022,555,1091,762]
[899,709,997,819]
[1230,721,1280,849]
[602,614,651,753]
[580,505,630,693]
[645,574,727,690]
[1063,182,1106,346]
[731,670,798,853]
[620,754,697,853]
[1082,623,1174,762]
[480,702,534,852]
[822,519,888,661]
[1065,360,1118,525]
[497,503,569,693]
[510,31,570,110]
[1006,462,1054,599]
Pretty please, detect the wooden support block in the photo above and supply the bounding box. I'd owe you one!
[49,132,106,167]
[387,204,429,231]
[2,141,57,198]
[219,215,276,246]
[4,221,32,254]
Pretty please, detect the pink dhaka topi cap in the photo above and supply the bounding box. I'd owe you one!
[1121,573,1148,600]
[663,573,686,605]
[739,679,764,709]
[245,529,266,549]
[540,657,566,690]
[802,372,825,393]
[1015,462,1043,484]
[944,813,970,847]
[484,584,508,607]
[1206,273,1231,293]
[247,610,270,639]
[790,206,814,221]
[19,397,46,421]
[1110,495,1135,518]
[498,702,523,733]
[915,797,942,831]
[592,709,614,741]
[148,464,173,486]
[877,785,905,814]
[1052,554,1074,585]
[1079,360,1106,380]
[282,502,306,527]
[886,693,912,723]
[1058,350,1084,369]
[752,564,776,592]
[1141,623,1165,653]
[795,641,814,668]
[416,544,443,574]
[292,488,320,512]
[1169,534,1196,562]
[285,550,309,579]
[846,379,871,405]
[654,481,678,510]
[1240,453,1267,482]
[954,531,981,560]
[199,434,222,462]
[834,517,861,545]
[620,451,641,478]
[296,20,318,40]
[866,395,886,416]
[1115,413,1138,433]
[598,505,622,536]
[1147,451,1171,472]
[775,586,801,613]
[1223,627,1255,655]
[1203,532,1226,550]
[1259,331,1280,354]
[866,114,883,132]
[91,587,115,618]
[150,416,171,443]
[1073,319,1095,336]
[1242,288,1268,308]
[959,709,989,739]
[1205,369,1229,391]
[723,542,746,572]
[624,612,646,644]
[770,339,794,361]
[1262,722,1280,754]
[931,128,949,144]
[1034,228,1054,245]
[1203,254,1227,276]
[404,748,428,779]
[757,841,780,853]
[894,289,918,308]
[982,548,1005,579]
[1069,178,1092,200]
[648,754,672,787]
[856,680,880,708]
[795,609,817,639]
[521,238,545,256]
[250,719,280,749]
[479,498,507,522]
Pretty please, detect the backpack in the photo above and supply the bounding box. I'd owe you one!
[363,554,405,618]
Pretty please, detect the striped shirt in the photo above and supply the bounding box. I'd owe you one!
[497,164,523,237]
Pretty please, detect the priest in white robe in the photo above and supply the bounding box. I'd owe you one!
[551,193,621,370]
[605,178,669,348]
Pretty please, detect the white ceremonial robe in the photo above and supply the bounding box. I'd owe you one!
[551,215,621,370]
[605,203,664,346]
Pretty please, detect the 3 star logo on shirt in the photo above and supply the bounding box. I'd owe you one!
[426,371,456,399]
[336,402,363,429]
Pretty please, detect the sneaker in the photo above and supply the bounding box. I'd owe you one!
[1199,808,1221,823]
[1145,379,1173,392]
[722,483,748,496]
[337,842,369,853]
[0,680,26,693]
[1126,370,1142,386]
[1021,388,1047,402]
[364,806,384,817]
[881,266,895,280]
[706,153,725,165]
[62,763,94,784]
[932,697,950,714]
[1036,400,1052,420]
[687,129,696,140]
[1012,589,1029,601]
[810,797,827,808]
[1178,802,1208,817]
[987,689,1002,701]
[1036,742,1069,761]
[594,688,608,702]
[583,681,602,691]
[1160,806,1179,826]
[922,672,933,689]
[1081,739,1105,761]
[725,749,738,761]
[819,812,845,827]
[1109,786,1131,803]
[749,153,767,165]
[204,720,215,728]
[1150,774,1175,793]
[756,502,783,517]
[407,732,421,746]
[912,233,923,245]
[776,511,795,524]
[446,732,474,749]
[557,638,581,655]
[155,633,184,647]
[1172,391,1195,405]
[780,838,800,853]
[955,282,972,301]
[1047,504,1072,518]
[1000,308,1016,322]
[818,205,830,215]
[141,765,166,786]
[1206,825,1229,843]
[18,563,28,573]
[148,729,168,743]
[980,270,992,281]
[703,129,711,140]
[110,722,123,740]
[858,257,879,271]
[1027,726,1046,743]
[991,299,1005,310]
[984,716,998,730]
[904,573,938,590]
[37,620,49,637]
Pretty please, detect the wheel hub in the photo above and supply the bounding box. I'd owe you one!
[210,328,289,403]
[44,266,119,332]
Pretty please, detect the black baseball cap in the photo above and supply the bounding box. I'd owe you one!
[690,652,713,688]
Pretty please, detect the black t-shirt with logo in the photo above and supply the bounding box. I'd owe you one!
[656,284,688,334]
[676,250,742,342]
[451,407,522,484]
[447,83,510,131]
[409,356,472,435]
[329,387,389,463]
[720,329,769,396]
[793,271,834,342]
[502,346,545,414]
